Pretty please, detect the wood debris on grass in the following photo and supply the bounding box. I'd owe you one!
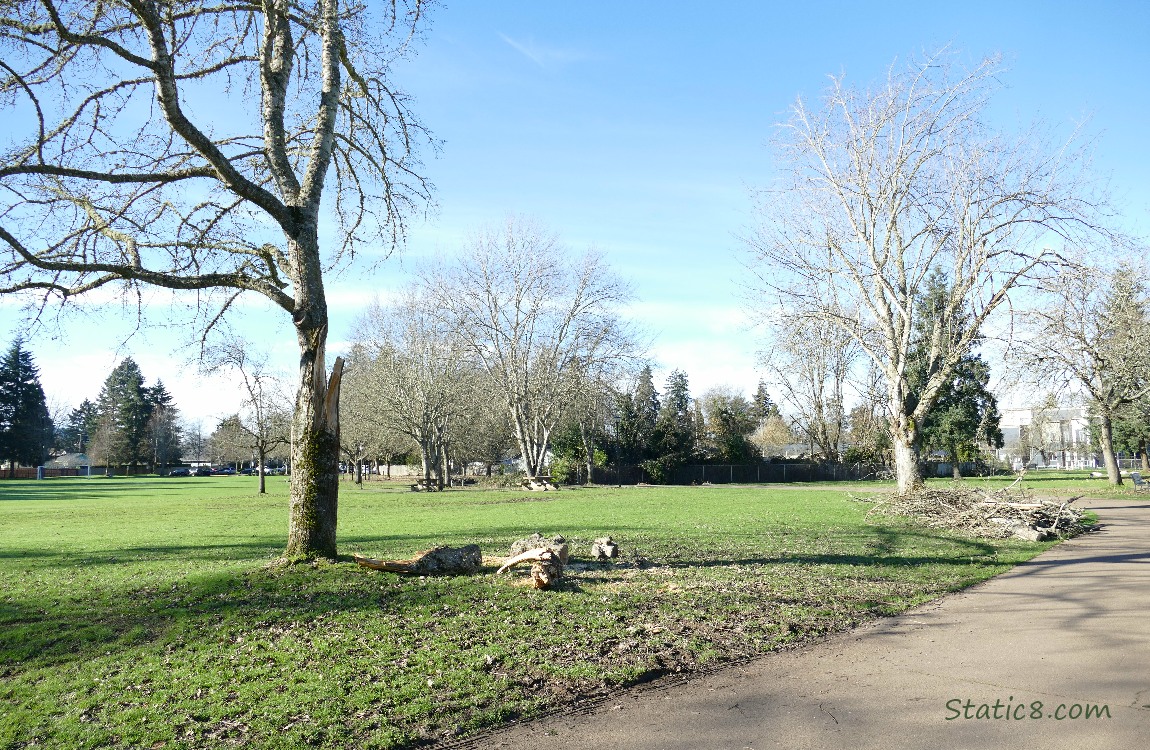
[865,480,1089,541]
[353,545,482,575]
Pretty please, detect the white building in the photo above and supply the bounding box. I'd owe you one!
[996,406,1096,469]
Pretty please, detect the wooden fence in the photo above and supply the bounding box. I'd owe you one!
[1,467,86,480]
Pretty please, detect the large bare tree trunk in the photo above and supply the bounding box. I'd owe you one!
[892,424,923,495]
[580,421,594,485]
[285,313,344,560]
[438,437,448,490]
[1097,415,1123,486]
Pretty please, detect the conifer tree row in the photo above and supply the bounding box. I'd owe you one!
[87,358,183,474]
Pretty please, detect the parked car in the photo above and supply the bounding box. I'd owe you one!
[211,467,236,476]
[192,467,212,477]
[167,467,191,477]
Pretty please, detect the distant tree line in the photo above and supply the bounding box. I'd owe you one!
[0,341,297,479]
[55,358,183,474]
[310,227,1018,488]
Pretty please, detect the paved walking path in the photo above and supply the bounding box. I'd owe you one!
[461,498,1150,750]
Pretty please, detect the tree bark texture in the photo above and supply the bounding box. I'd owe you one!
[1097,416,1123,486]
[892,423,923,495]
[285,322,344,560]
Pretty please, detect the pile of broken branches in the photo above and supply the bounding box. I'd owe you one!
[866,481,1089,541]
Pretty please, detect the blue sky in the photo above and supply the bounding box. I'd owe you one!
[3,0,1147,426]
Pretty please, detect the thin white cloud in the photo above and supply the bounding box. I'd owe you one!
[647,339,760,397]
[497,32,592,67]
[624,300,752,337]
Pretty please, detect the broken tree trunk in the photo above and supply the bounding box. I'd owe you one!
[353,545,482,575]
[521,476,559,491]
[499,533,570,589]
[497,547,565,589]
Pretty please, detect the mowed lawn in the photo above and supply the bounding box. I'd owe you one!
[0,473,1115,748]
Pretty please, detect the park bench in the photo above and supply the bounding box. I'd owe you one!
[1131,472,1149,492]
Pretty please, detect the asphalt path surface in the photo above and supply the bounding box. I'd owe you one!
[452,498,1150,750]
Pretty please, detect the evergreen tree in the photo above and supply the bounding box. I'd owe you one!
[751,380,780,423]
[549,419,607,485]
[91,358,153,473]
[612,366,660,465]
[643,369,696,480]
[144,380,182,472]
[909,271,1003,477]
[612,392,643,464]
[0,339,54,475]
[633,365,660,458]
[920,355,1003,476]
[699,387,760,464]
[1113,396,1150,471]
[56,399,98,455]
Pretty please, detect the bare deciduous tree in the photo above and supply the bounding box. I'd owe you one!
[452,393,516,478]
[0,0,433,558]
[422,218,638,479]
[745,50,1110,493]
[349,294,475,490]
[1010,266,1150,484]
[339,338,418,484]
[208,414,249,469]
[206,339,292,493]
[750,413,798,458]
[760,318,855,461]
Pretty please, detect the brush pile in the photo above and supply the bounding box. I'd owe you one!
[866,481,1088,541]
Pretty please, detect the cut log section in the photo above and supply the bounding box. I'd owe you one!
[590,536,618,561]
[497,546,565,589]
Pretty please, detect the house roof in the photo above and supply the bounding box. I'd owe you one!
[45,453,89,468]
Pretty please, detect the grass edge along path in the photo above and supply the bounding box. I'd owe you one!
[1,474,1121,749]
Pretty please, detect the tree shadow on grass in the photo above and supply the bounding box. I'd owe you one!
[649,525,1012,570]
[0,522,1037,678]
[0,557,493,675]
[0,477,205,500]
[1,522,617,675]
[0,540,284,565]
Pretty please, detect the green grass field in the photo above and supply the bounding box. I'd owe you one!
[0,471,1133,748]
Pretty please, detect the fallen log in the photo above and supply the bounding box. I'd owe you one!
[353,544,482,575]
[509,533,569,561]
[521,476,559,491]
